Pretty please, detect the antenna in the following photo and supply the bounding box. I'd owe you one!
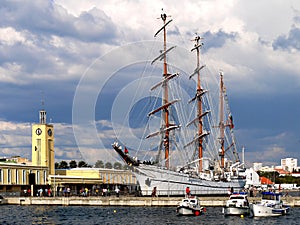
[39,90,46,124]
[41,91,45,110]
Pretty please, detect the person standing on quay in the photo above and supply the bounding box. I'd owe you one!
[185,187,191,198]
[115,186,120,197]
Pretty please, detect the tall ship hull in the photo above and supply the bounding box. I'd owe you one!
[113,143,245,196]
[135,165,245,196]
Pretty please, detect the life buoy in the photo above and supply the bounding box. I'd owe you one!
[194,210,200,216]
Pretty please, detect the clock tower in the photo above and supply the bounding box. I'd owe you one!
[32,109,55,175]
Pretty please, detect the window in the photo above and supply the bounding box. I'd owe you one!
[15,169,18,184]
[22,170,26,184]
[36,139,41,165]
[0,169,2,183]
[7,169,11,184]
[44,171,47,184]
[36,171,40,184]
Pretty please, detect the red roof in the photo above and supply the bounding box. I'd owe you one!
[260,176,274,185]
[275,168,290,174]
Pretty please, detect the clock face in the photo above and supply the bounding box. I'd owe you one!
[48,129,52,136]
[36,128,42,135]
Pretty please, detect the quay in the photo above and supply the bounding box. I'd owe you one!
[2,196,300,207]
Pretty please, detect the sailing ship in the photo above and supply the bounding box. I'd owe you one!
[112,12,246,196]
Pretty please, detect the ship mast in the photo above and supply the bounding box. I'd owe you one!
[146,11,179,169]
[219,72,225,168]
[161,13,170,169]
[189,35,209,173]
[219,73,240,165]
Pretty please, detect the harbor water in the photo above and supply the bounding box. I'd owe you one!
[0,205,299,225]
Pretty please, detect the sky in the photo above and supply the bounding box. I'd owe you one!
[0,0,300,167]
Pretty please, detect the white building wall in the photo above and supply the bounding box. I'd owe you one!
[281,158,298,172]
[253,163,262,171]
[245,167,261,188]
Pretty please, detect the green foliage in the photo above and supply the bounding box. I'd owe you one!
[105,162,113,169]
[113,162,122,169]
[257,171,279,181]
[55,159,130,170]
[94,160,104,168]
[277,175,300,186]
[78,160,88,167]
[57,160,69,169]
[257,171,300,186]
[69,160,77,168]
[123,164,131,170]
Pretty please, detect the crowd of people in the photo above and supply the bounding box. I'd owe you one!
[22,185,126,197]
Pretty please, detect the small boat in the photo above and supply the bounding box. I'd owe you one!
[222,192,250,216]
[176,196,205,216]
[250,191,290,217]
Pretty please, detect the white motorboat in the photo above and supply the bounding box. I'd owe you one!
[250,191,290,217]
[176,196,206,216]
[222,192,250,216]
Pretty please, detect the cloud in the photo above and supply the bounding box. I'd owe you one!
[273,27,300,51]
[0,0,299,167]
[1,1,119,43]
[202,30,237,52]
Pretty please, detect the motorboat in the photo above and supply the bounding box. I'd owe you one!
[176,196,205,216]
[250,191,290,217]
[222,192,250,216]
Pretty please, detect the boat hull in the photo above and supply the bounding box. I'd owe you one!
[250,204,290,217]
[134,165,245,196]
[177,206,202,216]
[223,206,250,216]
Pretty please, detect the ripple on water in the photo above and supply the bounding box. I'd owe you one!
[0,205,300,225]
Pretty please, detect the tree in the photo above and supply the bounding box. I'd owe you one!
[58,161,69,169]
[94,160,104,168]
[114,162,122,170]
[123,164,131,170]
[69,160,77,168]
[105,162,113,169]
[78,160,88,168]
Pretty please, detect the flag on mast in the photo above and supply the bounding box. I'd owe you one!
[124,146,129,154]
[229,114,234,129]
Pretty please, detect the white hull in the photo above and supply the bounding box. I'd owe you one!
[223,206,250,216]
[177,207,196,216]
[176,197,204,216]
[134,165,245,196]
[250,204,289,217]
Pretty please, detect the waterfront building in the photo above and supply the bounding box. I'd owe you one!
[0,109,53,196]
[49,168,136,196]
[244,167,260,188]
[253,162,262,171]
[0,108,137,196]
[281,158,298,172]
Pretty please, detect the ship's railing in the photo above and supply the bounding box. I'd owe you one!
[143,189,229,197]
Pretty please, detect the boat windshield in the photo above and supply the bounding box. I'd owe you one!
[190,200,196,204]
[262,193,280,201]
[230,196,245,200]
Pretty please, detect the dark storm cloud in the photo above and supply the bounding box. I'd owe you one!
[0,1,118,43]
[273,10,300,51]
[273,27,300,51]
[201,30,237,52]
